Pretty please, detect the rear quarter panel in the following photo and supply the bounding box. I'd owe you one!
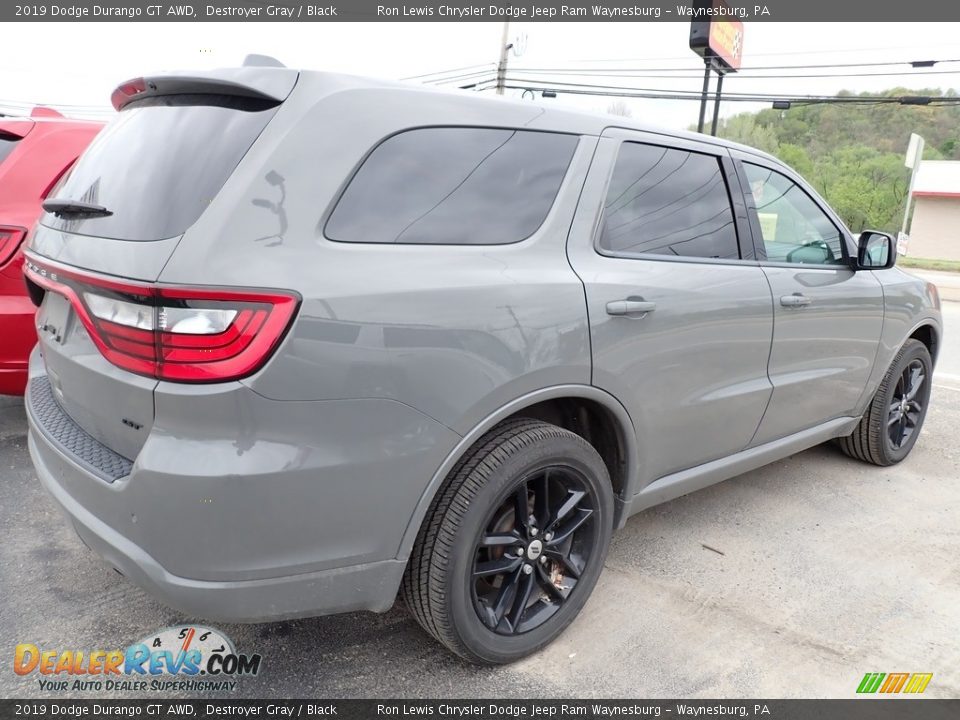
[157,79,596,435]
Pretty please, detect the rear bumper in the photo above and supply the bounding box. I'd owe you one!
[30,429,405,621]
[25,348,459,621]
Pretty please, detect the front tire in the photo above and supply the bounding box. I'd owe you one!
[401,418,614,664]
[839,339,932,466]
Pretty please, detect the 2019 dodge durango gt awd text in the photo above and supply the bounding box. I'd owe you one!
[24,61,941,664]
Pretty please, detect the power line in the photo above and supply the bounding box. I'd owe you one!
[553,42,960,64]
[499,82,960,106]
[400,63,494,81]
[508,68,960,81]
[510,58,960,74]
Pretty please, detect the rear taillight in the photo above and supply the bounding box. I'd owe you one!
[0,226,27,266]
[24,257,299,383]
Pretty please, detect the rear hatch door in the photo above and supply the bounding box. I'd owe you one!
[27,68,297,464]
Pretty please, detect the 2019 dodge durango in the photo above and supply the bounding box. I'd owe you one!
[24,61,941,664]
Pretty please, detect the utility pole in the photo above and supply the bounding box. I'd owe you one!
[495,19,511,96]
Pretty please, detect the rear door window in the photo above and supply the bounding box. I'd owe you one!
[325,127,578,245]
[42,97,278,241]
[599,142,740,260]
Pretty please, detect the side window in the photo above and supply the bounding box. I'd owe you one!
[599,142,739,260]
[326,127,578,245]
[0,133,20,167]
[743,163,845,265]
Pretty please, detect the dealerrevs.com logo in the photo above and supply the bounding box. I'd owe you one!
[14,626,262,693]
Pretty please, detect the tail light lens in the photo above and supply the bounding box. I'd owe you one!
[24,257,299,383]
[0,226,27,267]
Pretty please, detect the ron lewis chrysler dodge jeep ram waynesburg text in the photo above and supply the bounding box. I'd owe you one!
[24,59,941,664]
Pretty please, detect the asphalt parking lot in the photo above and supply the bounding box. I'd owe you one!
[2,302,958,700]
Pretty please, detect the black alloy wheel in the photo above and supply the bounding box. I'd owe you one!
[838,338,933,466]
[471,465,597,635]
[402,418,614,664]
[887,359,926,450]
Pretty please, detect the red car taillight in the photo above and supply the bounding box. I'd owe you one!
[0,226,27,267]
[24,257,299,383]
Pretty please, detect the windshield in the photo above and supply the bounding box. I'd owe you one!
[41,96,278,241]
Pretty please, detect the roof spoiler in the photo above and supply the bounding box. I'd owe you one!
[110,67,298,111]
[31,106,64,118]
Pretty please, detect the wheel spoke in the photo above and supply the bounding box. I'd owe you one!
[514,596,562,634]
[905,367,925,401]
[512,485,529,535]
[547,489,586,532]
[481,532,524,548]
[561,555,583,580]
[474,555,523,578]
[547,507,594,546]
[889,415,906,447]
[489,569,521,629]
[506,568,536,630]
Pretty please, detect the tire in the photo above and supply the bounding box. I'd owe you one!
[401,418,614,664]
[838,339,932,466]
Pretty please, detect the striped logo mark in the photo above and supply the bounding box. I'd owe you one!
[857,672,933,694]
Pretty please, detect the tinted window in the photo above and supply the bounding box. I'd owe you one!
[743,163,845,265]
[0,134,20,166]
[599,142,739,260]
[326,128,577,245]
[42,97,278,241]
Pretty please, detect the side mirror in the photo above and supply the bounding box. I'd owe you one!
[857,230,897,270]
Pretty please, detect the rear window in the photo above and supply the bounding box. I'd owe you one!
[599,142,740,260]
[0,133,20,166]
[42,97,278,241]
[325,127,578,245]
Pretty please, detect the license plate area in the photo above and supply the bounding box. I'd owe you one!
[38,291,72,345]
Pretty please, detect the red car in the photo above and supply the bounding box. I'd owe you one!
[0,108,102,395]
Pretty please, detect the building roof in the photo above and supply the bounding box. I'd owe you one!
[913,161,960,198]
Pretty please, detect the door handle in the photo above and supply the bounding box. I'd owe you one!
[606,298,657,316]
[780,293,812,308]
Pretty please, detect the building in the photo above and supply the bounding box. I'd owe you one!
[908,161,960,261]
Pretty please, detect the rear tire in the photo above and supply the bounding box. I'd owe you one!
[401,418,613,664]
[838,339,932,466]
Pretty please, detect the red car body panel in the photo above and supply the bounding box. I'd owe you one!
[0,110,103,395]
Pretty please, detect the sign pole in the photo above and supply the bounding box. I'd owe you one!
[689,0,742,134]
[697,59,711,133]
[898,133,925,256]
[710,70,724,136]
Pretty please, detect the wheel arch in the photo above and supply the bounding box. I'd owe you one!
[908,322,940,366]
[395,385,639,562]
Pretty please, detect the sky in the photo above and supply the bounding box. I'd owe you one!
[4,22,960,129]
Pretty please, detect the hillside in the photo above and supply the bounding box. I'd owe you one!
[714,89,960,234]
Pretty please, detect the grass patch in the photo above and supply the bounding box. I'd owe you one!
[898,256,960,273]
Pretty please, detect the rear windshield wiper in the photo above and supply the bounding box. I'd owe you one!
[42,199,113,218]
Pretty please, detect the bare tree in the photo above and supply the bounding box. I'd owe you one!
[607,100,633,118]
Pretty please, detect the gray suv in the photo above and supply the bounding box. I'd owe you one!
[24,62,941,664]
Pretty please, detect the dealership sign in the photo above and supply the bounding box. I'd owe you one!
[689,0,745,73]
